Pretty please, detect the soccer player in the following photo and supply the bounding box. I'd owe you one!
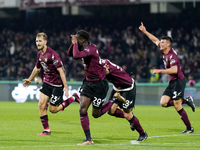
[102,59,148,141]
[67,30,125,145]
[139,22,196,133]
[23,32,79,135]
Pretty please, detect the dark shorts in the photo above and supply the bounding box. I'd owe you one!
[163,78,186,100]
[109,82,136,111]
[40,82,64,106]
[80,78,109,109]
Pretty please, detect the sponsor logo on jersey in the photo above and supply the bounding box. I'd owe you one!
[53,59,59,65]
[170,59,176,65]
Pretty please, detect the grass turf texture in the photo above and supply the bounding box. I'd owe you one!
[0,102,199,150]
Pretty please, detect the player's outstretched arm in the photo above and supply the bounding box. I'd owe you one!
[23,67,40,87]
[139,22,160,46]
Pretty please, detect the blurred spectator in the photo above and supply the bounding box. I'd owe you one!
[149,68,159,83]
[188,75,196,87]
[0,10,200,83]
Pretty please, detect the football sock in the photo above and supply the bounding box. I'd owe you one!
[84,130,92,141]
[40,115,49,130]
[61,97,74,110]
[167,99,186,107]
[113,108,125,118]
[80,112,91,140]
[44,127,50,132]
[100,101,113,116]
[178,108,191,128]
[129,116,145,135]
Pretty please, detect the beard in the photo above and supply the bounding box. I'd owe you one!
[37,45,44,50]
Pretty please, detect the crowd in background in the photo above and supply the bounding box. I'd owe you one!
[0,8,200,83]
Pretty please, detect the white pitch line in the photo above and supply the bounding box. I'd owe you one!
[0,134,200,149]
[130,134,200,145]
[147,133,200,139]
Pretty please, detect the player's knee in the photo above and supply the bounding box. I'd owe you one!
[79,107,87,113]
[123,113,129,119]
[160,101,167,107]
[108,109,115,115]
[92,114,99,118]
[49,107,58,114]
[38,102,45,110]
[107,111,113,116]
[92,113,100,118]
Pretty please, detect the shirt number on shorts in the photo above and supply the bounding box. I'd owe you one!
[123,100,132,109]
[50,94,61,104]
[172,91,182,99]
[93,97,104,107]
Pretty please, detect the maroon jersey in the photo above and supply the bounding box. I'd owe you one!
[67,44,73,57]
[36,47,63,86]
[71,43,106,82]
[101,59,133,90]
[161,46,185,81]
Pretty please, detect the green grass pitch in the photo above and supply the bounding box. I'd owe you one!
[0,101,199,150]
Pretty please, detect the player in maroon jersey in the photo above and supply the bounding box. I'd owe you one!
[23,32,79,135]
[68,30,125,145]
[102,58,148,141]
[139,22,195,133]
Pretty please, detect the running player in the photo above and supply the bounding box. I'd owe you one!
[102,58,148,141]
[139,22,195,133]
[67,30,125,145]
[23,32,79,135]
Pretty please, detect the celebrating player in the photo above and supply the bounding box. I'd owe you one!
[67,30,125,145]
[23,32,79,135]
[102,59,148,141]
[139,22,195,133]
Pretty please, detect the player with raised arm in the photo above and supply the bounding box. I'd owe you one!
[102,59,148,141]
[139,22,195,133]
[23,32,79,135]
[67,30,126,145]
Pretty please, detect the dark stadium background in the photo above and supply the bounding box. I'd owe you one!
[0,0,200,106]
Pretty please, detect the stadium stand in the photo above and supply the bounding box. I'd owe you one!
[0,5,200,83]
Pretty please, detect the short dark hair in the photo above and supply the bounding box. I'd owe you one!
[160,36,173,44]
[77,30,90,42]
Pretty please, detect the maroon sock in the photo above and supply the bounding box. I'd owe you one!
[167,100,174,107]
[80,112,91,140]
[167,99,186,107]
[178,108,191,128]
[100,101,112,116]
[129,116,145,134]
[62,97,74,110]
[113,108,125,118]
[40,115,49,130]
